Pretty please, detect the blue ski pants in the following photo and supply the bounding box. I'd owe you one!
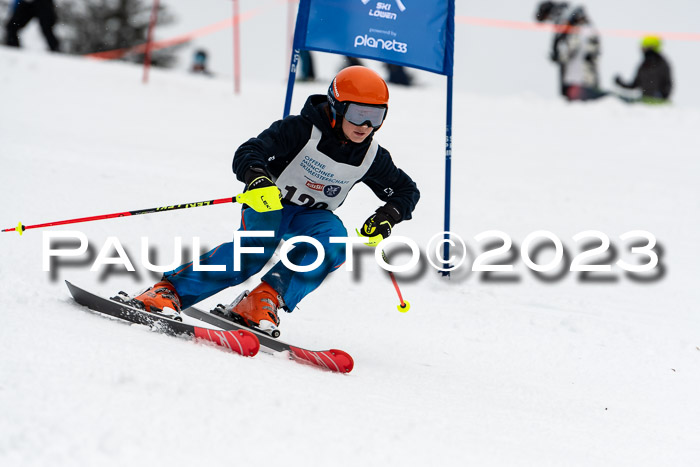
[164,204,347,311]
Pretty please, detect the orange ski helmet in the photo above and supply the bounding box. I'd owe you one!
[327,66,389,129]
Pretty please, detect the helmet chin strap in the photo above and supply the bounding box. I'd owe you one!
[330,106,338,128]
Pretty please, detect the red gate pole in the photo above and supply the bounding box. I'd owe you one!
[142,0,160,84]
[232,0,241,94]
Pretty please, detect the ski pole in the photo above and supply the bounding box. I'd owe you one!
[2,191,278,236]
[381,249,411,313]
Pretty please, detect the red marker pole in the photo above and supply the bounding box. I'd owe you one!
[142,0,160,84]
[232,0,241,94]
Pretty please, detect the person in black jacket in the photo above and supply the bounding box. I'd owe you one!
[130,66,420,336]
[615,36,673,103]
[5,0,60,52]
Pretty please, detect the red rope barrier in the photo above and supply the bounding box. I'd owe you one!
[456,15,700,42]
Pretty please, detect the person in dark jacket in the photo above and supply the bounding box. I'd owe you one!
[190,50,212,76]
[130,66,420,336]
[4,0,60,52]
[297,50,316,81]
[385,64,412,86]
[614,36,673,104]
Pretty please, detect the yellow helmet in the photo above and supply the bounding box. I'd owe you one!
[641,36,662,53]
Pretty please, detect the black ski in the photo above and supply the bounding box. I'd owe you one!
[65,281,259,357]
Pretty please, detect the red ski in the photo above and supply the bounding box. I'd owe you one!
[183,307,354,373]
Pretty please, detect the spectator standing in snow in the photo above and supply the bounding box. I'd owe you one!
[385,64,412,86]
[4,0,60,52]
[535,1,573,97]
[191,50,213,76]
[298,50,316,81]
[614,36,673,104]
[342,55,363,69]
[536,2,605,101]
[127,66,420,337]
[554,6,606,101]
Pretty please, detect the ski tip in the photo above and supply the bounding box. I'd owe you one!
[329,349,354,373]
[65,280,78,296]
[289,346,354,373]
[233,329,261,357]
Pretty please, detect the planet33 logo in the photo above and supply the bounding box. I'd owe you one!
[354,35,408,53]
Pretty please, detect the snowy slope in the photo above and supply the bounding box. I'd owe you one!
[1,45,700,467]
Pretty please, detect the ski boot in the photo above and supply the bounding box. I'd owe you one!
[115,280,182,321]
[213,281,282,338]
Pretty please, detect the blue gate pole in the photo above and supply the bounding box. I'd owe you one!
[283,48,300,118]
[282,0,311,117]
[442,73,454,275]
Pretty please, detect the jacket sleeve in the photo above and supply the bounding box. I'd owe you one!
[232,116,310,183]
[361,147,420,222]
[615,77,635,89]
[629,64,644,89]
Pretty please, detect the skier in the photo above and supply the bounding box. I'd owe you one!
[4,0,60,52]
[614,36,673,104]
[130,66,420,335]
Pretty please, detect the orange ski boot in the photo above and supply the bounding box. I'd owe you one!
[230,281,282,337]
[131,280,182,321]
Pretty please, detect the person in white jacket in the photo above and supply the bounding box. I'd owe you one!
[536,1,574,97]
[555,7,607,101]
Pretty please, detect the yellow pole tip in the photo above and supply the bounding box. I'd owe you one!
[398,301,410,312]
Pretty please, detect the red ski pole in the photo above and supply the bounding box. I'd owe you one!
[2,191,278,236]
[381,249,411,312]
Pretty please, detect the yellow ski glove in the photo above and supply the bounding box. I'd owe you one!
[357,204,401,247]
[238,170,282,212]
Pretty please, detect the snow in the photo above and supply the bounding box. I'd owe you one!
[2,6,700,466]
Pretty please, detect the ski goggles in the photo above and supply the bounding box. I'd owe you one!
[343,103,387,128]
